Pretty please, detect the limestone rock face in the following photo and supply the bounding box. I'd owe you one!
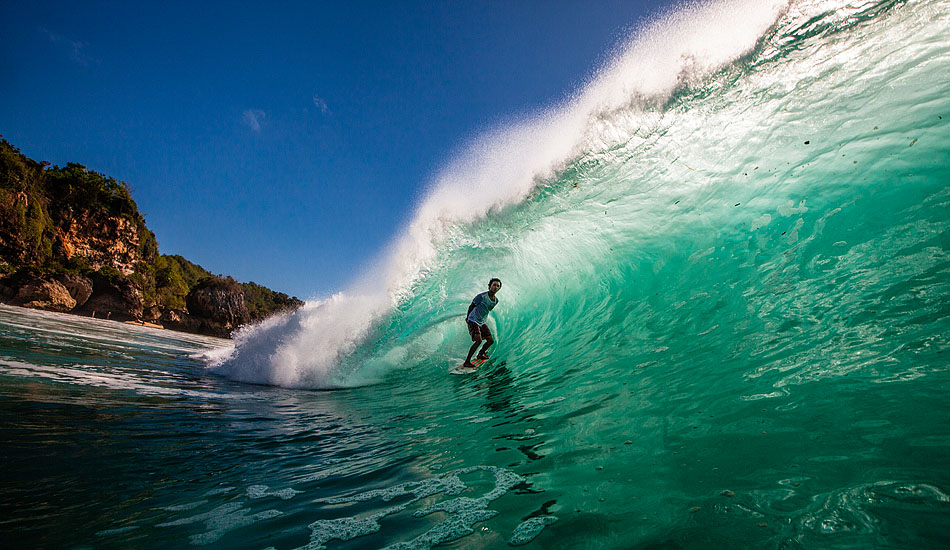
[143,305,163,323]
[187,285,250,324]
[73,273,143,322]
[12,278,76,312]
[56,273,94,307]
[161,309,182,324]
[56,214,143,275]
[181,282,251,338]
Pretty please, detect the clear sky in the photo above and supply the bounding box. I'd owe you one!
[1,0,668,300]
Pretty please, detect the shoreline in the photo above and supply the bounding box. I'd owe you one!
[0,301,232,339]
[123,319,165,330]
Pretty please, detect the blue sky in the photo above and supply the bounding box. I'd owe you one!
[1,1,667,299]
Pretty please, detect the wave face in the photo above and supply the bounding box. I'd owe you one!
[212,0,948,392]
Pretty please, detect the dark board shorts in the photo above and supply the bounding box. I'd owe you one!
[467,320,492,342]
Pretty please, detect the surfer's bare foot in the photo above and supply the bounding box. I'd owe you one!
[463,362,475,368]
[476,354,489,360]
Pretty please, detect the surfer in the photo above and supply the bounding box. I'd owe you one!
[463,278,502,368]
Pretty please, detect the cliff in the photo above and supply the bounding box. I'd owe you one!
[0,138,304,337]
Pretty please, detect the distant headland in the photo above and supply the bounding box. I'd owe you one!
[0,138,303,338]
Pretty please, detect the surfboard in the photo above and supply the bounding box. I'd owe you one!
[450,356,487,375]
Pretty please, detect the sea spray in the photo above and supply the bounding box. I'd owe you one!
[210,293,387,387]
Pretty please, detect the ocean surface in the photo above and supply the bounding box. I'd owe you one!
[2,0,949,548]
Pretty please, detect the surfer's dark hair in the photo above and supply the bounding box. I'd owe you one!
[489,278,502,286]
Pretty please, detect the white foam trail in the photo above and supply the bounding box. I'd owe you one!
[0,357,225,400]
[210,0,790,388]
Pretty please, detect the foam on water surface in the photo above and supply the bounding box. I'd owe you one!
[301,467,529,550]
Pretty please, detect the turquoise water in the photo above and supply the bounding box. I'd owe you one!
[3,0,950,548]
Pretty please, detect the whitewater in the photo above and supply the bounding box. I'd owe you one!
[1,0,948,548]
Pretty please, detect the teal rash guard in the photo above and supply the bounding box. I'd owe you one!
[467,292,498,325]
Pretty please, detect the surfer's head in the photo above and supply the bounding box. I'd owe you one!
[488,278,502,294]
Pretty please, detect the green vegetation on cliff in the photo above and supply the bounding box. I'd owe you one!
[1,140,158,267]
[0,137,303,334]
[1,140,58,266]
[242,280,303,320]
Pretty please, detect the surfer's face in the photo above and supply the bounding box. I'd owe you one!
[489,280,502,294]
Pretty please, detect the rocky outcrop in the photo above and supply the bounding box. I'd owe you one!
[187,285,250,326]
[56,273,93,307]
[73,273,144,322]
[11,278,76,312]
[142,304,163,323]
[163,279,251,338]
[0,265,301,338]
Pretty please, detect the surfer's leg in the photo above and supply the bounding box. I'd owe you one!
[465,340,480,367]
[465,321,482,367]
[477,326,493,360]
